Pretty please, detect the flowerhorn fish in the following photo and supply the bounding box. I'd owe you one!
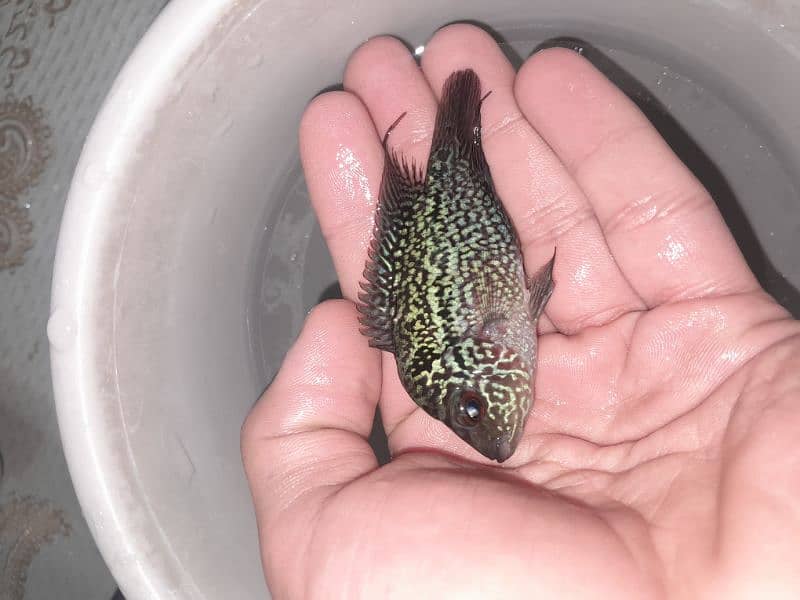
[357,69,555,463]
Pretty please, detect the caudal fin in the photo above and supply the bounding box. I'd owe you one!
[430,69,489,173]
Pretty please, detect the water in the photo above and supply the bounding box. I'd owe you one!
[249,167,337,388]
[248,28,800,391]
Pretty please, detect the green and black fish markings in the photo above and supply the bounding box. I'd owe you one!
[358,69,555,462]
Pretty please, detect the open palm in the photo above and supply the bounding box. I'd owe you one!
[242,25,800,599]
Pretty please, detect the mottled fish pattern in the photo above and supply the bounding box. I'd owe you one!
[358,69,554,462]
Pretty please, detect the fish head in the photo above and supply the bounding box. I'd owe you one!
[441,338,533,463]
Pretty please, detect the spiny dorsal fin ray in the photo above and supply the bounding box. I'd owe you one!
[430,69,492,181]
[357,116,425,352]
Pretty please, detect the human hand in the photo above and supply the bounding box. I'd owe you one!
[242,24,800,599]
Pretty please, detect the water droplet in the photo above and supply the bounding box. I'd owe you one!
[335,146,373,204]
[47,308,76,352]
[573,262,591,285]
[171,78,187,97]
[246,54,264,69]
[207,207,218,225]
[214,116,234,139]
[657,235,687,264]
[82,163,104,187]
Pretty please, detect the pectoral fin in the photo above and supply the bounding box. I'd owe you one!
[527,250,556,322]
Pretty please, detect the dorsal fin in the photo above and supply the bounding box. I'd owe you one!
[430,69,492,180]
[357,115,424,352]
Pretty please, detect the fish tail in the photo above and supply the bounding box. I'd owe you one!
[430,69,488,170]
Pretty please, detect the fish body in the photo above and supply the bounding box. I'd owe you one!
[358,69,554,462]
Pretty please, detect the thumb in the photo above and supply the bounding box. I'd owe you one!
[241,299,382,593]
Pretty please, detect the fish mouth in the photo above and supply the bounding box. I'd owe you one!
[446,411,520,463]
[458,430,516,463]
[485,434,515,463]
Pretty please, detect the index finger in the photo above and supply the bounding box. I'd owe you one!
[299,91,382,300]
[299,37,437,302]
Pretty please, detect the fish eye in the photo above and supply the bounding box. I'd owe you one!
[456,390,486,428]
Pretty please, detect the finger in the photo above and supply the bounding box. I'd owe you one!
[420,24,645,333]
[338,37,438,436]
[515,48,759,306]
[299,91,382,300]
[344,36,437,169]
[241,300,381,591]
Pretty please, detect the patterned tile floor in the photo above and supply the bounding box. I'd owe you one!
[0,2,167,598]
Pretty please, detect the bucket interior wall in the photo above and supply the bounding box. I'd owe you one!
[61,0,800,597]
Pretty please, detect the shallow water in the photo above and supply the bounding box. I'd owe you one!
[248,27,800,395]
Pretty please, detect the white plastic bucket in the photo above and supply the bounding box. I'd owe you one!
[50,1,800,598]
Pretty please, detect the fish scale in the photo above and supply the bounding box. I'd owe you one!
[358,69,555,462]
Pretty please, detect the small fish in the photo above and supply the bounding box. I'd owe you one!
[358,69,555,462]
